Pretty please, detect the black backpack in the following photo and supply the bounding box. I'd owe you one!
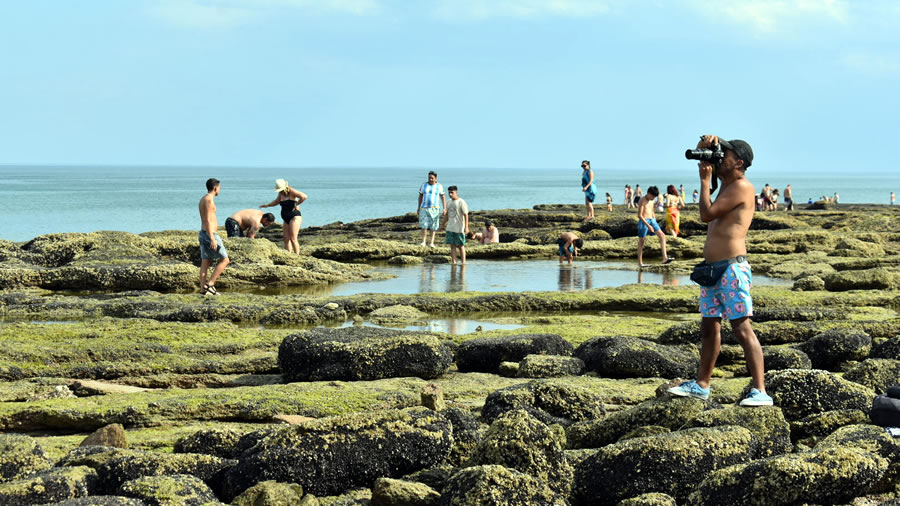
[870,385,900,427]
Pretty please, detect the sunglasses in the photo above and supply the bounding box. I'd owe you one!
[581,164,587,168]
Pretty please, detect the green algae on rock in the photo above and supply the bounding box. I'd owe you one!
[455,333,573,373]
[372,477,439,506]
[480,379,606,427]
[0,465,99,505]
[515,354,585,378]
[0,433,53,483]
[575,336,699,379]
[680,406,792,458]
[843,358,900,394]
[764,369,875,422]
[116,473,220,505]
[440,464,568,506]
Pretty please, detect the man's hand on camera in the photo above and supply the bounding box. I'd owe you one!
[698,161,714,182]
[697,135,719,149]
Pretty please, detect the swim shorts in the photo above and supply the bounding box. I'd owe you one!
[224,217,243,238]
[637,217,661,238]
[445,231,466,246]
[419,207,441,231]
[198,230,228,261]
[699,262,753,320]
[556,238,574,257]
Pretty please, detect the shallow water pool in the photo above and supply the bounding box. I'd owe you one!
[339,319,525,335]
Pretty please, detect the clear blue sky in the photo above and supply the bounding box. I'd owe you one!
[1,1,898,171]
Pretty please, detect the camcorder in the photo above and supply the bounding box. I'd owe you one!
[685,138,724,192]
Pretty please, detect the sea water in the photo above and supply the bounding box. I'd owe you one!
[1,165,896,242]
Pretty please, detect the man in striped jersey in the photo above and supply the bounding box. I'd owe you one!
[417,170,447,247]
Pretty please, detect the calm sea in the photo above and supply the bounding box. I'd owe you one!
[0,165,896,242]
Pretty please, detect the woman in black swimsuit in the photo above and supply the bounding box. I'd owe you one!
[261,179,307,254]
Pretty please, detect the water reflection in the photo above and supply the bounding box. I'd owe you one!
[637,269,680,286]
[448,264,467,292]
[558,267,594,291]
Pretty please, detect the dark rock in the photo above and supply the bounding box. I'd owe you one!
[844,358,900,394]
[573,426,757,505]
[173,428,244,459]
[763,346,811,371]
[0,465,99,505]
[617,425,671,441]
[80,423,128,449]
[515,354,585,378]
[765,369,875,421]
[402,465,455,493]
[117,474,218,506]
[481,379,606,426]
[871,337,900,360]
[96,451,235,494]
[798,329,871,371]
[466,410,572,495]
[575,336,699,379]
[231,428,280,458]
[790,409,870,445]
[441,408,485,467]
[686,447,888,506]
[278,327,452,382]
[56,446,137,471]
[221,407,452,499]
[680,406,792,458]
[455,333,573,373]
[439,465,567,506]
[0,433,53,483]
[567,395,719,449]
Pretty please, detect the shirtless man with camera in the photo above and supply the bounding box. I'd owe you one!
[668,135,772,407]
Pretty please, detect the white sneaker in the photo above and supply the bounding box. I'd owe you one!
[420,241,427,247]
[429,243,435,248]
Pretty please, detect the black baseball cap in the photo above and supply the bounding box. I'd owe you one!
[719,139,753,168]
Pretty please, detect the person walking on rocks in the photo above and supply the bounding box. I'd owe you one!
[440,185,469,264]
[198,178,229,295]
[261,179,307,254]
[783,184,793,211]
[418,171,446,247]
[668,135,773,407]
[225,209,275,238]
[557,231,584,265]
[636,186,673,268]
[581,160,598,221]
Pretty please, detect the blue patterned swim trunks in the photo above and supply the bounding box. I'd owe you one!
[699,261,753,320]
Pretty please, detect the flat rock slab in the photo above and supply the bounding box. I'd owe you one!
[70,380,151,395]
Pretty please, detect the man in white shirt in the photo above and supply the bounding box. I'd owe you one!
[417,171,447,247]
[440,185,469,264]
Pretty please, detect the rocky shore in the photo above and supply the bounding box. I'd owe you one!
[0,203,899,505]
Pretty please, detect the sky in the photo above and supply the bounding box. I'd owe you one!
[1,0,898,172]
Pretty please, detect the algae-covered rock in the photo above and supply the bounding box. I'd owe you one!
[686,447,888,506]
[573,426,757,505]
[48,497,146,505]
[871,337,900,360]
[515,354,584,378]
[832,237,886,258]
[371,477,439,506]
[617,425,671,441]
[751,307,843,322]
[657,320,818,346]
[680,406,791,458]
[278,327,453,382]
[0,465,99,505]
[387,255,424,265]
[566,395,719,449]
[466,410,572,495]
[455,333,573,373]
[790,409,870,445]
[798,329,872,371]
[0,433,53,483]
[574,336,699,379]
[117,473,219,505]
[96,451,236,494]
[231,480,308,506]
[174,428,244,459]
[441,407,486,467]
[618,492,677,506]
[55,446,138,471]
[439,465,567,506]
[762,346,812,371]
[792,275,825,291]
[318,488,370,505]
[368,305,429,325]
[481,379,606,426]
[221,407,452,499]
[765,369,875,421]
[844,358,900,394]
[815,423,900,493]
[824,267,900,291]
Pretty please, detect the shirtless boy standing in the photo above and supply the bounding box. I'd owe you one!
[198,178,230,295]
[636,186,673,268]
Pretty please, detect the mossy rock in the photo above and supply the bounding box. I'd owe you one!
[798,329,872,371]
[0,465,99,505]
[117,473,219,505]
[686,447,888,506]
[56,446,139,471]
[278,327,453,382]
[0,433,53,483]
[368,304,429,325]
[815,423,900,493]
[657,320,819,346]
[843,358,900,394]
[387,255,424,265]
[48,497,146,506]
[173,428,245,459]
[372,477,439,506]
[790,409,870,445]
[832,237,886,258]
[221,407,452,499]
[751,307,843,322]
[574,336,699,379]
[441,407,487,467]
[96,451,236,494]
[455,333,573,373]
[466,410,572,496]
[439,465,567,506]
[515,354,585,378]
[792,275,826,291]
[618,492,677,506]
[566,395,720,449]
[764,369,875,422]
[680,406,791,458]
[318,488,371,505]
[763,346,812,371]
[871,337,900,360]
[824,267,900,291]
[573,426,757,505]
[481,379,606,427]
[231,480,309,506]
[617,425,671,442]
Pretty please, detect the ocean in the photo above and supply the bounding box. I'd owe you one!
[0,165,896,242]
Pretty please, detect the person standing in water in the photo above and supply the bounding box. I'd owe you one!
[417,171,446,247]
[581,160,597,221]
[198,178,229,295]
[441,186,469,265]
[261,178,307,254]
[636,186,673,268]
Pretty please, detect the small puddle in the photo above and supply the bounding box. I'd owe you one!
[339,319,524,335]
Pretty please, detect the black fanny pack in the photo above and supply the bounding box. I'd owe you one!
[690,255,748,286]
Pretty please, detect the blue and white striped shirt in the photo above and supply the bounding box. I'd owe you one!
[419,182,444,209]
